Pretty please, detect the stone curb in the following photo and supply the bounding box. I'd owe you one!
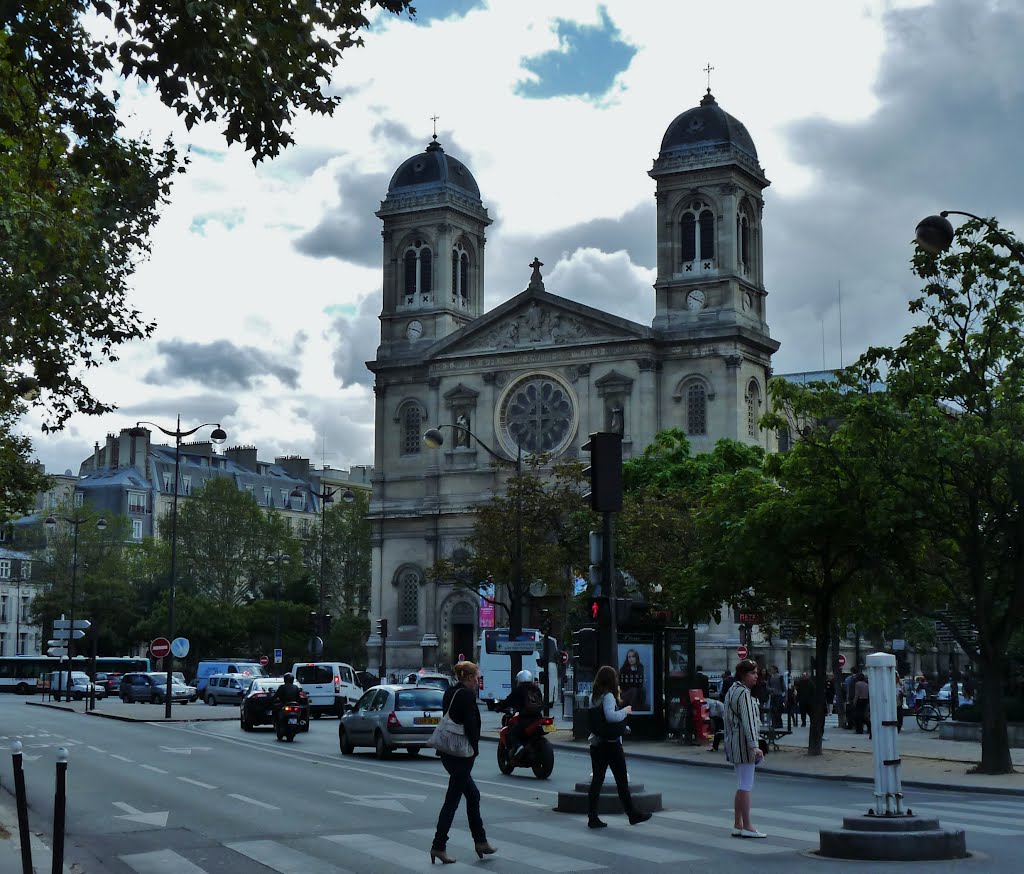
[477,733,1024,797]
[24,700,237,723]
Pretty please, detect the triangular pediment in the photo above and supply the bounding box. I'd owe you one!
[430,288,651,358]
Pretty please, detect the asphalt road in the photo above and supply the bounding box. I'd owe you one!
[0,695,1016,873]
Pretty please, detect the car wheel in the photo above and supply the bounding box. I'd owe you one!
[375,732,391,760]
[338,727,354,755]
[312,711,321,719]
[407,747,421,757]
[241,714,252,731]
[153,693,163,705]
[206,695,217,706]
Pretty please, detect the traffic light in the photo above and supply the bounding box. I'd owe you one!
[589,596,610,623]
[309,611,318,634]
[376,617,388,638]
[322,613,332,637]
[582,432,623,513]
[571,628,598,669]
[616,598,650,627]
[588,530,603,595]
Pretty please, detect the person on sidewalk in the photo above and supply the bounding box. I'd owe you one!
[853,673,870,737]
[706,696,725,751]
[768,665,785,729]
[724,658,767,839]
[720,669,734,700]
[795,672,814,727]
[587,665,651,829]
[429,661,496,865]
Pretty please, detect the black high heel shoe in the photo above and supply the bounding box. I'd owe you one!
[430,848,456,864]
[475,841,497,858]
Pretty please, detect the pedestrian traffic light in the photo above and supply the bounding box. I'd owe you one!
[572,628,598,669]
[376,617,388,638]
[589,596,610,623]
[309,611,318,634]
[322,613,332,637]
[616,598,650,627]
[582,432,623,513]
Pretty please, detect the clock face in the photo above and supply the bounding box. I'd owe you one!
[742,292,754,312]
[686,289,706,312]
[406,320,423,340]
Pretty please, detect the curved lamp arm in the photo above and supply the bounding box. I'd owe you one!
[423,424,520,470]
[915,210,1024,261]
[134,419,227,444]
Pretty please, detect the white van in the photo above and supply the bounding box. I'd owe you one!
[195,660,267,695]
[47,671,99,700]
[477,629,559,710]
[290,662,361,717]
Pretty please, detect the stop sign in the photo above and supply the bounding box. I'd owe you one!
[838,653,847,669]
[259,655,270,667]
[150,637,171,659]
[736,645,749,659]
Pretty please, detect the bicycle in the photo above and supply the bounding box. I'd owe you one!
[915,697,951,731]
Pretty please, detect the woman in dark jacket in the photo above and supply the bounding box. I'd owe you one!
[430,661,496,864]
[619,648,646,710]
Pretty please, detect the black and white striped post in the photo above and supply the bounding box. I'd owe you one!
[51,747,68,874]
[10,741,33,874]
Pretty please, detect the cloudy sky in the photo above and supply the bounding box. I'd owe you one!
[24,0,1024,475]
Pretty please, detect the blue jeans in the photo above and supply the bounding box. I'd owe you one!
[432,754,486,851]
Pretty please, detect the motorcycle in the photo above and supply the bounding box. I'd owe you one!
[273,699,310,742]
[496,709,555,779]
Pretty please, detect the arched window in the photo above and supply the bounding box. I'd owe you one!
[403,240,433,305]
[401,404,422,455]
[680,200,715,270]
[451,241,471,307]
[778,425,791,453]
[737,204,752,275]
[686,383,707,436]
[747,380,761,437]
[399,569,420,626]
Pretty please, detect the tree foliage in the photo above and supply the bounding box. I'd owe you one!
[309,488,372,616]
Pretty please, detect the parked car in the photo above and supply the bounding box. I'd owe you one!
[119,672,192,704]
[936,683,974,707]
[204,672,255,706]
[194,660,267,695]
[291,662,361,718]
[402,670,455,692]
[47,671,101,700]
[240,678,308,731]
[172,672,198,701]
[94,672,122,695]
[338,685,444,759]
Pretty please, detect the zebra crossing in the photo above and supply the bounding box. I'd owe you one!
[116,799,1024,873]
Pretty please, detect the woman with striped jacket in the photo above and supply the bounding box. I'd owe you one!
[723,659,767,838]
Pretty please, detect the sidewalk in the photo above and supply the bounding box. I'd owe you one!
[481,711,1024,796]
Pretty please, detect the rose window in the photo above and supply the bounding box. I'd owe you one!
[497,373,576,457]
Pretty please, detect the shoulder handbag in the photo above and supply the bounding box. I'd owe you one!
[426,687,474,758]
[589,695,628,740]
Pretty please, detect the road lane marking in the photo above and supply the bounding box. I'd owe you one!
[178,776,217,789]
[502,819,703,863]
[656,809,818,843]
[324,833,479,872]
[110,754,134,762]
[87,746,106,753]
[113,802,169,827]
[627,819,792,855]
[140,765,168,775]
[228,793,279,810]
[121,849,206,873]
[227,839,354,873]
[409,828,609,871]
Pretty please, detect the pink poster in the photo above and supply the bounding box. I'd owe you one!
[479,600,495,628]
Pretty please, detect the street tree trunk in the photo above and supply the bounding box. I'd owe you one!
[808,600,832,757]
[975,653,1013,774]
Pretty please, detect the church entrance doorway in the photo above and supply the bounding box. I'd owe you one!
[449,601,476,666]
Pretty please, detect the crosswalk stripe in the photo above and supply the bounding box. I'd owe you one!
[954,801,1024,816]
[755,808,837,828]
[910,804,1023,827]
[655,809,818,843]
[323,833,479,872]
[408,828,608,871]
[802,805,1021,837]
[227,839,353,873]
[501,819,704,862]
[624,819,789,855]
[120,849,207,873]
[227,792,279,810]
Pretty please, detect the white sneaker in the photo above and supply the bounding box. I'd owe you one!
[730,828,742,837]
[740,829,767,839]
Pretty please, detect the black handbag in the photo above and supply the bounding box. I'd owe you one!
[589,699,629,740]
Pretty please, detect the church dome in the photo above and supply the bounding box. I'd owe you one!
[386,137,481,200]
[658,91,758,161]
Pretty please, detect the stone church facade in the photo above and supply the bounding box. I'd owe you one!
[366,91,779,674]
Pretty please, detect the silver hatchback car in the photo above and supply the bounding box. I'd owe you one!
[338,685,444,759]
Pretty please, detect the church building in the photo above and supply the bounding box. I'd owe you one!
[366,90,779,673]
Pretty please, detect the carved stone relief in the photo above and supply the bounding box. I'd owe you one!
[464,304,603,352]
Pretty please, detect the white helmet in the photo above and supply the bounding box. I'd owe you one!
[515,670,533,684]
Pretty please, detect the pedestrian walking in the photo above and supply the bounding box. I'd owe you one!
[724,658,767,838]
[706,696,725,751]
[430,661,496,864]
[587,665,652,829]
[853,672,870,737]
[795,672,814,727]
[768,665,785,729]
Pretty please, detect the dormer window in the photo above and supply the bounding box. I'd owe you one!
[451,241,471,308]
[680,200,715,271]
[404,240,433,305]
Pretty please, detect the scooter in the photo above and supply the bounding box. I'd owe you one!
[496,710,555,779]
[274,700,310,742]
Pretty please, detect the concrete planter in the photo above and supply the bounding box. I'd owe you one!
[938,720,1024,747]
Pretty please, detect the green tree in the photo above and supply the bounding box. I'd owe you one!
[312,488,372,617]
[852,217,1024,774]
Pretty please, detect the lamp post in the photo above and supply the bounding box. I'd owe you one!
[266,552,291,663]
[133,417,226,718]
[915,210,1024,260]
[44,514,107,702]
[423,424,527,677]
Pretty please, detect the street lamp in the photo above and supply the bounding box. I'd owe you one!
[915,210,1024,260]
[132,417,226,718]
[44,513,107,702]
[423,424,528,677]
[266,552,291,663]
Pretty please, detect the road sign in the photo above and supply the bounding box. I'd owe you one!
[560,650,570,666]
[838,653,847,669]
[51,629,85,640]
[737,613,762,625]
[47,647,67,657]
[458,652,465,662]
[53,619,91,631]
[150,637,171,659]
[495,640,537,654]
[260,655,270,667]
[736,645,749,659]
[273,648,283,664]
[170,637,190,658]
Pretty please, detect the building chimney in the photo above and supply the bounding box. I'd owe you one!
[182,440,213,458]
[106,432,119,469]
[274,456,310,479]
[131,427,150,471]
[225,446,258,470]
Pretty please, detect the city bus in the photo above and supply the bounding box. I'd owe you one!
[478,628,560,709]
[0,655,151,694]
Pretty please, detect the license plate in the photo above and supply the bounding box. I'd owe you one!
[543,723,557,732]
[288,717,297,725]
[415,716,440,725]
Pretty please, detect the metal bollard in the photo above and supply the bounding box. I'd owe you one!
[11,741,33,874]
[51,747,68,874]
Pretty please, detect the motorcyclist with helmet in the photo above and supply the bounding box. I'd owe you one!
[273,672,303,704]
[498,669,544,757]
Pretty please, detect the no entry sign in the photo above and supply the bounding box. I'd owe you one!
[150,637,171,659]
[736,645,749,659]
[838,653,847,669]
[259,655,270,667]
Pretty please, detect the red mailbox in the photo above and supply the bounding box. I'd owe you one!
[689,689,711,742]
